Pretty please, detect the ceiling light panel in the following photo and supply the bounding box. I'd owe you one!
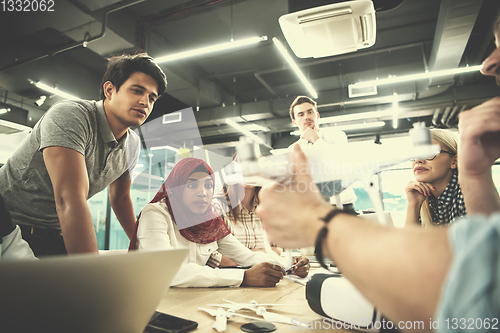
[155,36,268,63]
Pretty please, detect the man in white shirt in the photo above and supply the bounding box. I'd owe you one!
[289,96,357,211]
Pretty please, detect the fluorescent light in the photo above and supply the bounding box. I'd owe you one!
[155,36,268,63]
[226,118,272,148]
[319,109,396,124]
[392,93,399,129]
[351,65,482,89]
[0,108,11,114]
[244,123,269,132]
[151,145,179,152]
[291,121,385,135]
[31,81,79,100]
[272,37,318,99]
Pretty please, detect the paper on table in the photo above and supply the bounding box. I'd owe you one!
[285,266,341,285]
[285,274,310,285]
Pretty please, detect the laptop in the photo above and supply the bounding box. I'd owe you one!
[0,248,188,333]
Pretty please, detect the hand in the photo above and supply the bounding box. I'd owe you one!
[241,262,285,287]
[458,97,500,178]
[301,128,320,143]
[404,181,434,207]
[289,257,310,278]
[256,144,331,248]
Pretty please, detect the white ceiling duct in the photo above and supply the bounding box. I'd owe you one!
[279,0,376,58]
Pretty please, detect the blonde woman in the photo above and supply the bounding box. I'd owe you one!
[404,129,466,227]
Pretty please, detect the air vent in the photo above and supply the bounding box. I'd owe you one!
[279,0,376,58]
[162,112,182,125]
[348,83,378,98]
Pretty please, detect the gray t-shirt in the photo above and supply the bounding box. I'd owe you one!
[0,100,140,230]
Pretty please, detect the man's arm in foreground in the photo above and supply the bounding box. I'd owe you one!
[109,178,136,240]
[458,97,500,215]
[43,146,98,254]
[257,144,452,330]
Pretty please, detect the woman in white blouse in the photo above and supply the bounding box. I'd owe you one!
[129,157,285,288]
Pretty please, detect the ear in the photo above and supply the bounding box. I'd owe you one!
[292,119,297,127]
[103,81,116,100]
[451,155,458,169]
[316,112,320,120]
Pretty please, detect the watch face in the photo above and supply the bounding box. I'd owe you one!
[240,322,277,333]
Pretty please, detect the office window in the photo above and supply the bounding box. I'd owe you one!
[106,147,176,250]
[346,137,417,227]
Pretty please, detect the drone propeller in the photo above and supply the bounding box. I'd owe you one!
[206,300,306,328]
[208,299,295,311]
[198,307,264,332]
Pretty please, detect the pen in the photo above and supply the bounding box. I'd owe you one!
[285,265,295,274]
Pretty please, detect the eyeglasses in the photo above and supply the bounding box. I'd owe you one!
[409,149,455,162]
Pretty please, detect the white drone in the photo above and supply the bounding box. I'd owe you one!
[199,299,306,332]
[198,307,262,332]
[226,122,439,225]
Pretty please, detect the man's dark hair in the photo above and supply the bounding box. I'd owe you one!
[289,95,317,120]
[100,53,167,100]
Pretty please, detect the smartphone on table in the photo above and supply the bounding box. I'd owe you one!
[145,311,198,333]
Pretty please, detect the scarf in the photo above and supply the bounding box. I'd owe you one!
[429,170,466,225]
[129,158,230,249]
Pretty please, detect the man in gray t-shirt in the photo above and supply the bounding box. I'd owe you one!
[0,53,167,256]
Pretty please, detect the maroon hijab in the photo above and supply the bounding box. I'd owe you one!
[129,158,230,249]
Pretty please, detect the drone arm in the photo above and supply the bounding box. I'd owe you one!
[213,314,227,332]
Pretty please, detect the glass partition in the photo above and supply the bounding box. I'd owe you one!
[87,189,108,250]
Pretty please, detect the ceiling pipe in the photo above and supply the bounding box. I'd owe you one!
[0,0,145,73]
[445,106,457,127]
[445,105,467,128]
[427,0,483,86]
[432,107,445,126]
[440,106,453,126]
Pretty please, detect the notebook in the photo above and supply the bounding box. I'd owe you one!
[0,248,188,333]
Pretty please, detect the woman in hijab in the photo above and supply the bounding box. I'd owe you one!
[129,157,285,287]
